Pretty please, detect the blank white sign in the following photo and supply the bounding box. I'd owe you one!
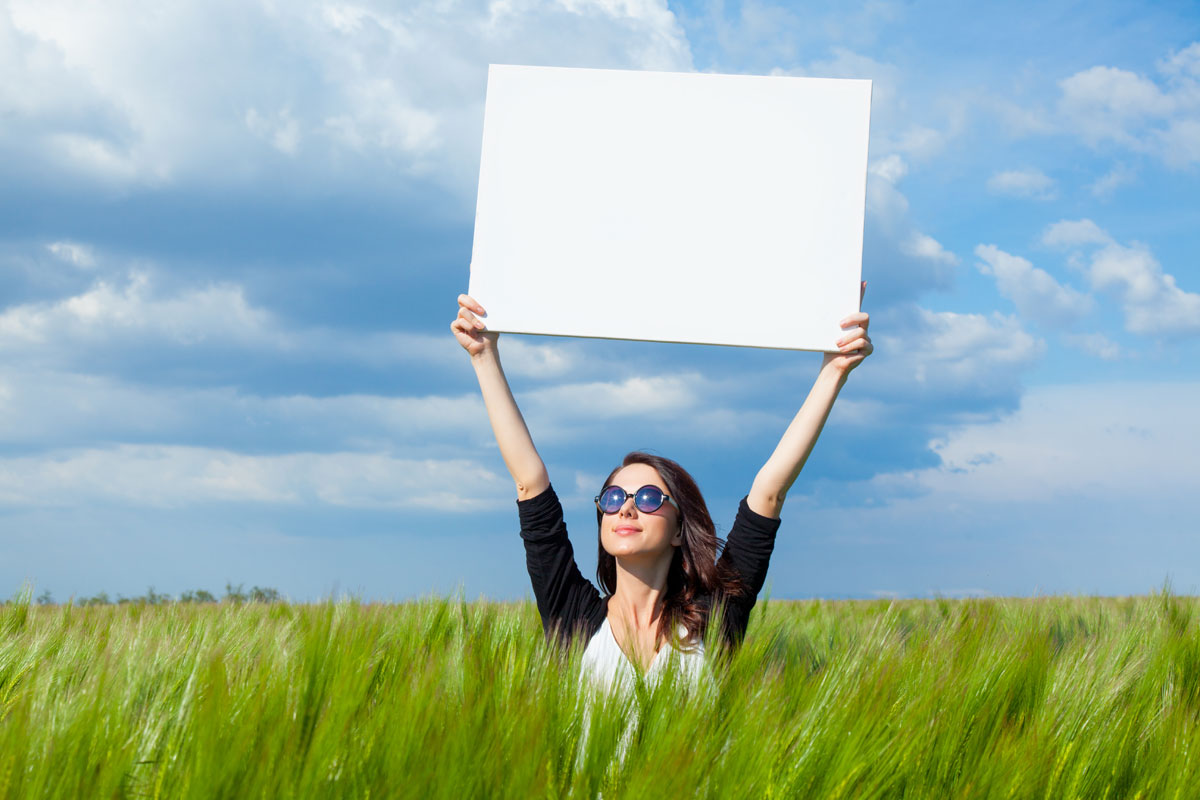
[469,64,871,352]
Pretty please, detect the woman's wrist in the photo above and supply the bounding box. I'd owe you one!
[819,355,852,386]
[471,347,499,368]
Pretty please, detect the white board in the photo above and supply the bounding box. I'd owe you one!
[468,64,872,352]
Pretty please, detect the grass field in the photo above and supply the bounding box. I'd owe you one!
[2,589,1199,798]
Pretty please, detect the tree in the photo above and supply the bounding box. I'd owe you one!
[250,586,281,603]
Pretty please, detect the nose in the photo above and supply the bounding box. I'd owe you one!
[618,495,638,517]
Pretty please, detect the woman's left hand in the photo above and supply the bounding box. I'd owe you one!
[823,281,873,377]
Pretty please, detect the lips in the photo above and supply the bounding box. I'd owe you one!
[613,525,641,536]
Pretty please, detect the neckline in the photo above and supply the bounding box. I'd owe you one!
[601,616,669,674]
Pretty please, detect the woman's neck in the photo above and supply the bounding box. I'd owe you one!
[609,554,672,629]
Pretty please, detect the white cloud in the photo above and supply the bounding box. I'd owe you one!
[1088,163,1137,198]
[884,124,948,162]
[901,233,958,266]
[1040,219,1112,248]
[1063,332,1121,360]
[870,382,1200,504]
[868,307,1043,400]
[525,374,699,419]
[868,154,908,183]
[1059,66,1174,130]
[499,338,578,378]
[46,241,95,268]
[986,167,1056,200]
[2,0,693,191]
[988,97,1056,138]
[516,370,786,446]
[866,158,910,226]
[0,271,278,348]
[863,154,958,298]
[1159,41,1200,79]
[1056,42,1200,166]
[0,445,512,511]
[1156,118,1200,167]
[779,45,960,165]
[974,244,1092,326]
[0,263,583,379]
[245,107,301,156]
[1042,219,1200,336]
[908,309,1042,382]
[0,369,493,450]
[1088,243,1200,336]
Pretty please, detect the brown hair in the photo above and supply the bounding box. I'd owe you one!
[595,451,744,649]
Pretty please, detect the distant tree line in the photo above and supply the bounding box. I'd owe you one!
[26,583,282,606]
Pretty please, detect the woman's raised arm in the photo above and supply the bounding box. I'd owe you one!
[747,284,873,519]
[451,294,550,500]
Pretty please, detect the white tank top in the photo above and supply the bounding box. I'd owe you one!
[579,617,706,693]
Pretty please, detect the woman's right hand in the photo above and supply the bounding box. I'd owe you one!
[451,294,498,358]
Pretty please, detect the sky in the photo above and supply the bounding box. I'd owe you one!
[2,0,1198,603]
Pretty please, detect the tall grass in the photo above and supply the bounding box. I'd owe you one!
[2,591,1198,798]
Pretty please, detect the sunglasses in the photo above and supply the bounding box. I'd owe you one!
[594,484,678,515]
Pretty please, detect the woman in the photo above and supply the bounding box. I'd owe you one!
[451,288,872,684]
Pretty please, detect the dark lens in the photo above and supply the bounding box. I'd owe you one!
[635,486,666,513]
[599,486,628,513]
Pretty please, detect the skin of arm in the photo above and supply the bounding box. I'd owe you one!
[747,287,873,519]
[453,295,550,500]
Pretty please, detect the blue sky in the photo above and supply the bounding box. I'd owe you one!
[2,0,1198,602]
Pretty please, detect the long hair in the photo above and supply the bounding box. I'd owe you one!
[595,452,744,648]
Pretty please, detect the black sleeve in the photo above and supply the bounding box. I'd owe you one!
[518,484,606,645]
[715,497,782,645]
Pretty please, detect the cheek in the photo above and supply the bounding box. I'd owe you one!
[598,521,620,553]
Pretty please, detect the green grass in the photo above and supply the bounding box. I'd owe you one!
[2,591,1199,798]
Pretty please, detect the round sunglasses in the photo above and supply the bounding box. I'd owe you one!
[594,484,679,515]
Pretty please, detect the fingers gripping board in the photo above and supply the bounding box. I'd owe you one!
[469,65,872,352]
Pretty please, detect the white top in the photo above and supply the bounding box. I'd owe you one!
[579,618,706,694]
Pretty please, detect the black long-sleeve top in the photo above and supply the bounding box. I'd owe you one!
[518,484,781,649]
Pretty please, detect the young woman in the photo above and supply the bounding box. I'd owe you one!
[451,289,872,684]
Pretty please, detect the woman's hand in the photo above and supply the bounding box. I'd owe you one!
[822,281,873,378]
[451,294,498,358]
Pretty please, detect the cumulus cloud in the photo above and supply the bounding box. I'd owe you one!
[525,374,698,419]
[901,233,958,266]
[1088,162,1137,198]
[1063,332,1121,360]
[785,381,1200,597]
[0,270,279,350]
[866,306,1043,404]
[788,46,961,164]
[46,241,95,268]
[1056,41,1200,166]
[986,167,1056,200]
[0,445,512,511]
[1041,219,1113,248]
[974,244,1092,326]
[872,382,1200,504]
[1,0,693,192]
[867,154,908,184]
[1041,219,1200,336]
[0,260,581,379]
[863,155,959,301]
[0,369,493,451]
[245,107,301,156]
[1088,243,1200,335]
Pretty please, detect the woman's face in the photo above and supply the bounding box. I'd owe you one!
[598,463,682,561]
